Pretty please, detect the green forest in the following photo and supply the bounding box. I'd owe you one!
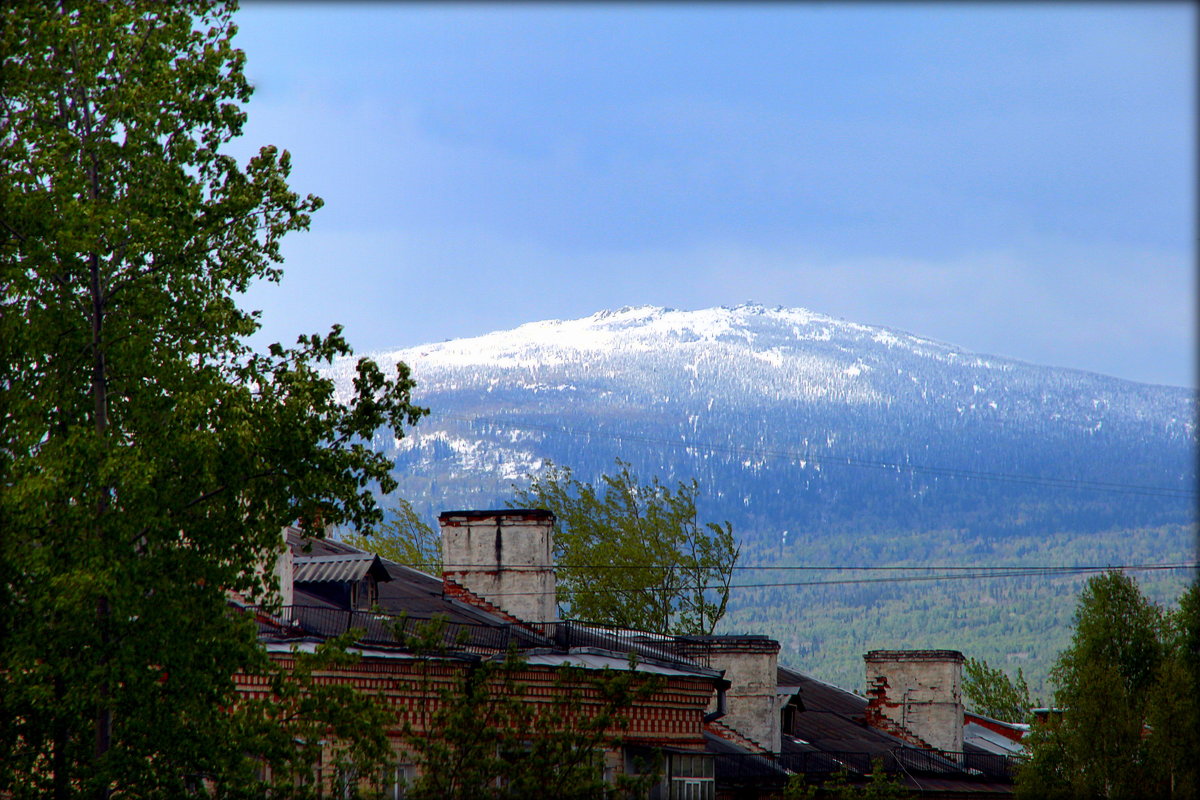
[721,522,1196,697]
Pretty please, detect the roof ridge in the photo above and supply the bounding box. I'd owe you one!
[294,552,378,562]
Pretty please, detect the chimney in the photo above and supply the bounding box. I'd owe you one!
[864,650,965,756]
[679,635,782,753]
[274,527,294,611]
[439,509,556,624]
[244,527,293,613]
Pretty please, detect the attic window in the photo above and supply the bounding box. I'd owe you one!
[350,577,379,610]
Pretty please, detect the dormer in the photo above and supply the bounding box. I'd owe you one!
[292,552,392,610]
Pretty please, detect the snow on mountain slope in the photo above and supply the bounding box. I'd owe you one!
[324,303,1196,693]
[325,303,1197,540]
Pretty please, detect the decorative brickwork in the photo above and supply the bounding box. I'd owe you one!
[233,651,716,746]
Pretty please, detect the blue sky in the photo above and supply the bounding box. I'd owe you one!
[231,3,1195,388]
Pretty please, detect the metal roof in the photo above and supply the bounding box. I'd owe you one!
[522,647,721,679]
[964,723,1027,756]
[293,553,391,584]
[285,531,547,632]
[777,665,1019,793]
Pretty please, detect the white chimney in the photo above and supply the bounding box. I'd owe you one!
[864,649,965,756]
[273,527,294,611]
[679,635,782,753]
[439,509,556,624]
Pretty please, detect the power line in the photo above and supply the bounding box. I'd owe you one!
[462,561,1199,597]
[432,412,1197,500]
[434,562,1198,572]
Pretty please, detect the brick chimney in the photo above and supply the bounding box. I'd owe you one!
[679,635,782,753]
[439,509,557,625]
[864,649,965,756]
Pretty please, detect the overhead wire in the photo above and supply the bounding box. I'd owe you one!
[381,412,1197,595]
[434,562,1197,572]
[444,561,1198,597]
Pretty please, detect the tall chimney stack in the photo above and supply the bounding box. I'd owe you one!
[864,649,965,756]
[274,527,294,611]
[439,509,557,624]
[678,635,782,753]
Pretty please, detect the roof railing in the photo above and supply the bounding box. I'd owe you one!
[248,605,706,664]
[717,749,1023,782]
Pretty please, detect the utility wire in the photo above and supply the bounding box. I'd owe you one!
[434,562,1196,572]
[459,561,1199,597]
[431,412,1196,500]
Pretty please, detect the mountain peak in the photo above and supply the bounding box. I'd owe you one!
[328,302,1196,699]
[369,303,969,374]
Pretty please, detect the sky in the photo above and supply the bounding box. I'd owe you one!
[230,3,1195,388]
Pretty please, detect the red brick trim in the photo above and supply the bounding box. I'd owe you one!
[442,576,544,632]
[705,719,771,755]
[863,675,938,751]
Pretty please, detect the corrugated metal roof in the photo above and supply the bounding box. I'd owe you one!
[522,648,718,678]
[286,532,545,632]
[293,553,390,584]
[965,723,1027,756]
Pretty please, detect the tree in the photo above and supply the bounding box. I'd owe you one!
[233,633,396,800]
[1145,580,1200,800]
[962,657,1033,723]
[784,758,907,799]
[511,460,739,636]
[395,619,661,800]
[345,498,442,573]
[1017,572,1198,800]
[0,1,425,796]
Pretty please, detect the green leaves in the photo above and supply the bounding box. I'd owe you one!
[512,459,739,635]
[396,624,662,800]
[345,498,443,573]
[962,658,1033,724]
[1,1,425,795]
[233,634,395,800]
[1017,573,1200,799]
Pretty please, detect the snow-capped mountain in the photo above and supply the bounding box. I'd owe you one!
[327,303,1196,544]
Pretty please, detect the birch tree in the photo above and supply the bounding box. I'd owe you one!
[512,460,739,635]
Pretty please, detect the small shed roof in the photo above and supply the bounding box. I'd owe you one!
[293,553,392,584]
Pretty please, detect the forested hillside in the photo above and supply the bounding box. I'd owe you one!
[328,304,1198,690]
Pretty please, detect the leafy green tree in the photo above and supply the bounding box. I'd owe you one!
[1145,581,1200,800]
[345,498,442,573]
[962,657,1033,723]
[784,758,908,799]
[511,459,740,635]
[234,633,396,800]
[1017,572,1198,800]
[396,619,661,800]
[0,1,424,796]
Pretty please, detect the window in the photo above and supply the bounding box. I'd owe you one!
[334,767,357,800]
[384,764,416,799]
[351,577,379,609]
[669,753,714,800]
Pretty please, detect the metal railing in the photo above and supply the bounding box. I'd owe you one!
[543,621,709,666]
[250,606,706,662]
[253,605,539,654]
[715,749,1023,782]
